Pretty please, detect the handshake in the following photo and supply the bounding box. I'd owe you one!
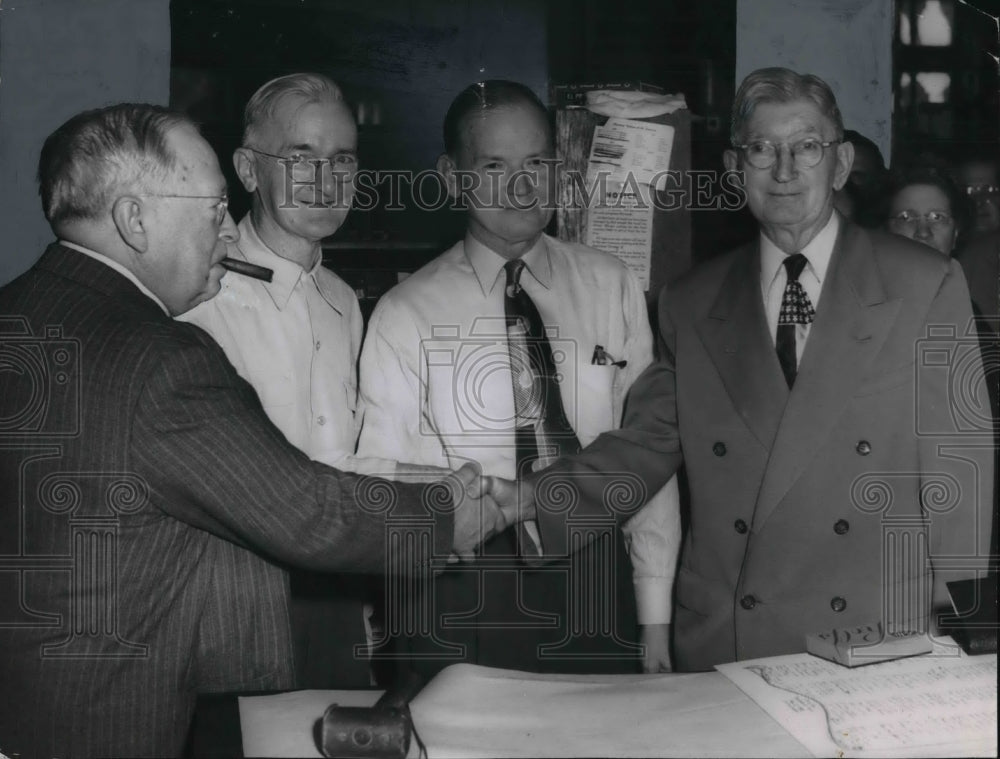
[446,463,532,561]
[383,461,534,561]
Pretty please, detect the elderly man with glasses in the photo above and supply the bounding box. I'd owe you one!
[0,103,498,758]
[488,67,993,671]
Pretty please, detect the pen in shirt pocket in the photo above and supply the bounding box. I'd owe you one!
[591,345,627,368]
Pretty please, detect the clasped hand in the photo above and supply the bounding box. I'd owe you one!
[447,464,521,561]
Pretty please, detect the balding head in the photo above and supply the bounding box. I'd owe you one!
[38,103,191,233]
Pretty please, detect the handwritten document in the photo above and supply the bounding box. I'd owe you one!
[717,644,997,757]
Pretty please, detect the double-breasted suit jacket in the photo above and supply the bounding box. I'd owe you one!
[0,245,453,757]
[534,219,993,671]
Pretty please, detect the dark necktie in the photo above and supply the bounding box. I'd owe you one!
[504,258,581,477]
[776,253,815,388]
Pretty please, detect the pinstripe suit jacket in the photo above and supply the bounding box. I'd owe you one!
[0,244,453,757]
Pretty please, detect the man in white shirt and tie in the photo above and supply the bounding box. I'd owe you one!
[357,80,681,676]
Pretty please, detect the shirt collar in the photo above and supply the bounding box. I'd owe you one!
[233,216,342,315]
[464,232,552,297]
[59,239,171,316]
[760,210,840,290]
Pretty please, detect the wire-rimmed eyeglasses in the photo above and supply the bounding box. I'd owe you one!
[888,210,954,228]
[245,147,358,179]
[734,138,840,170]
[963,184,999,198]
[144,191,229,225]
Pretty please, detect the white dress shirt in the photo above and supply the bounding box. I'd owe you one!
[357,233,681,624]
[760,211,839,365]
[180,215,394,476]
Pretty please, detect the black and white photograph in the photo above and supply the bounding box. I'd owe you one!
[0,1,997,756]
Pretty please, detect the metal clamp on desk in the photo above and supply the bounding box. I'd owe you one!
[320,671,426,759]
[320,704,411,759]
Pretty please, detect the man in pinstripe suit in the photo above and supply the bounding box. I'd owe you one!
[0,104,504,758]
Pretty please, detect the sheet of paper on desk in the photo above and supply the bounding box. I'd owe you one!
[408,663,806,757]
[716,641,997,758]
[239,689,381,757]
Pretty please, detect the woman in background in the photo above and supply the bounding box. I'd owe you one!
[887,158,998,576]
[885,158,968,256]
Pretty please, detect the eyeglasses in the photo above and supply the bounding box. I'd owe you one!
[144,191,229,226]
[246,147,357,180]
[889,210,953,227]
[964,184,1000,197]
[734,138,840,170]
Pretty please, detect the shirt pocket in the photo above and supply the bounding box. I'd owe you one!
[572,363,619,446]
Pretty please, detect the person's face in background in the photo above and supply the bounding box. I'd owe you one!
[886,182,957,256]
[440,101,557,258]
[237,96,358,247]
[956,159,1000,236]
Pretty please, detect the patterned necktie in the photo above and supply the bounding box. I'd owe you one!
[504,258,581,477]
[776,253,815,388]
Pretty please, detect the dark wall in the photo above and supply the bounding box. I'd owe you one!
[170,0,549,246]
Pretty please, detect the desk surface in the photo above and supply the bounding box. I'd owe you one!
[190,669,806,758]
[192,649,997,758]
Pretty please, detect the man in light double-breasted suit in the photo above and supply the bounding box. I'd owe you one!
[490,67,994,671]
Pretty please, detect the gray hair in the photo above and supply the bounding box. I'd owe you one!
[730,67,844,146]
[38,103,191,226]
[242,73,346,148]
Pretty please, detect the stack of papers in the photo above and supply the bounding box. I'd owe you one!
[717,641,997,757]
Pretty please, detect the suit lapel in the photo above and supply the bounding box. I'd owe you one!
[752,222,902,530]
[695,242,788,451]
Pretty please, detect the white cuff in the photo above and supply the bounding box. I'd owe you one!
[634,576,672,625]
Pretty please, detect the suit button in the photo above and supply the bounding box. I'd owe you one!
[740,594,757,610]
[831,596,847,612]
[856,440,872,455]
[713,442,727,456]
[834,519,850,535]
[734,519,748,534]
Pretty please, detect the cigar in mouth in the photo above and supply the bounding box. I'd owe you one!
[220,257,274,282]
